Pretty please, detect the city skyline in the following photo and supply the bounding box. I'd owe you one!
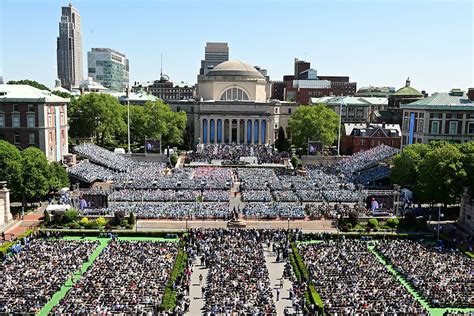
[1,0,473,93]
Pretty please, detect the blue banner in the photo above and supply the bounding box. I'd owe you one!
[408,112,415,145]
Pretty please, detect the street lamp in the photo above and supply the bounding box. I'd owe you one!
[437,204,444,241]
[287,217,290,231]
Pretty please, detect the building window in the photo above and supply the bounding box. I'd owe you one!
[14,133,20,144]
[0,114,4,128]
[28,104,34,112]
[288,108,292,114]
[60,113,64,125]
[360,139,365,146]
[468,122,474,134]
[449,121,458,135]
[29,133,35,144]
[220,87,249,101]
[12,104,18,112]
[12,114,20,128]
[27,114,35,128]
[431,121,439,134]
[391,140,395,146]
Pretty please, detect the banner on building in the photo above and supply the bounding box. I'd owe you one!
[408,112,415,145]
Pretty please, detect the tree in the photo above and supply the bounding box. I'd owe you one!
[458,141,474,194]
[48,162,70,192]
[68,93,126,146]
[7,79,50,91]
[0,140,24,200]
[274,127,290,152]
[417,143,466,205]
[51,90,73,99]
[142,101,187,146]
[64,209,79,223]
[21,147,50,204]
[288,105,339,150]
[390,143,430,188]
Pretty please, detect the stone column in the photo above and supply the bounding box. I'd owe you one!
[244,120,248,144]
[214,118,218,144]
[199,118,203,143]
[0,182,12,224]
[258,120,262,144]
[206,117,210,144]
[237,119,241,144]
[228,119,233,144]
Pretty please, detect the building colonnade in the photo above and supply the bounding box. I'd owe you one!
[200,117,270,145]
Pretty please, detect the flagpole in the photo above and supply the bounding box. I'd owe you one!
[337,97,344,156]
[127,88,131,154]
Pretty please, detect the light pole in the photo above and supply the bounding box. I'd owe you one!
[287,217,290,231]
[126,88,131,154]
[437,204,444,241]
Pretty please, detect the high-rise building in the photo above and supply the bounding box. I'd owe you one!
[57,4,83,90]
[87,48,129,92]
[199,42,229,76]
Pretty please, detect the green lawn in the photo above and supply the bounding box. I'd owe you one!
[37,236,179,315]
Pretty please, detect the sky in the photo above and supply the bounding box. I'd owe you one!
[1,0,473,93]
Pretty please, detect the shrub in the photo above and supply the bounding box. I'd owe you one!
[67,222,81,229]
[94,217,107,227]
[52,211,64,224]
[63,209,79,223]
[367,218,379,229]
[79,217,89,226]
[113,211,126,226]
[348,210,359,226]
[43,210,51,224]
[290,156,299,169]
[170,154,178,167]
[387,218,400,229]
[160,242,188,311]
[128,213,136,226]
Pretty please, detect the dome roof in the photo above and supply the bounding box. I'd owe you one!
[392,78,422,96]
[206,60,265,79]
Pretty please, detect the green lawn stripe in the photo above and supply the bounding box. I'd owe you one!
[369,245,474,316]
[37,238,109,316]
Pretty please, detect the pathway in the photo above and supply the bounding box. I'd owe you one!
[186,257,208,315]
[38,237,110,316]
[263,244,295,315]
[368,245,474,316]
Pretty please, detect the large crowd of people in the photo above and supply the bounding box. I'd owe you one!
[52,240,183,314]
[0,239,98,314]
[73,143,136,172]
[336,144,399,175]
[376,240,474,308]
[188,229,276,314]
[187,144,285,164]
[298,240,427,314]
[243,203,305,219]
[83,202,231,219]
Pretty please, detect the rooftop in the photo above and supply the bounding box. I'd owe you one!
[0,84,70,103]
[401,91,474,110]
[206,60,265,79]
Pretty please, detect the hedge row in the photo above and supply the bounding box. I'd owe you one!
[160,240,188,311]
[301,232,431,241]
[0,229,35,254]
[39,228,182,239]
[290,241,324,314]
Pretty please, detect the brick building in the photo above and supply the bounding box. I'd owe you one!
[0,84,69,161]
[341,123,401,155]
[132,75,195,102]
[400,88,474,146]
[274,58,356,104]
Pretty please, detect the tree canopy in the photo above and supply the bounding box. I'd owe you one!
[288,105,339,150]
[69,93,127,146]
[391,141,472,204]
[0,140,70,205]
[7,79,50,91]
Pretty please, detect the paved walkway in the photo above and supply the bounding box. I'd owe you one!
[263,244,295,315]
[186,257,208,315]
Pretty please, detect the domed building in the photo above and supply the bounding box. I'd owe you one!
[197,60,269,101]
[166,58,296,146]
[387,78,424,124]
